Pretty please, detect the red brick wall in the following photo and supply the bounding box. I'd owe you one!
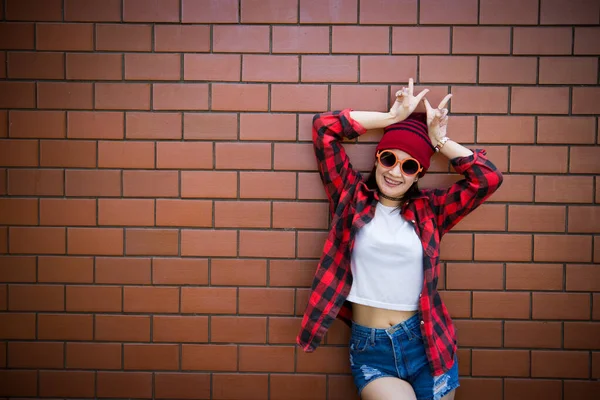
[0,0,599,399]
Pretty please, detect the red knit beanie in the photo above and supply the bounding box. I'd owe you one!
[375,113,435,174]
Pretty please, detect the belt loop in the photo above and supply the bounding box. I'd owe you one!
[370,328,376,346]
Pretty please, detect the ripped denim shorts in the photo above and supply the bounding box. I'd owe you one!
[349,313,459,400]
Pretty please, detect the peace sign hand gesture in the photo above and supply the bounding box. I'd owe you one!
[423,94,452,147]
[389,78,429,123]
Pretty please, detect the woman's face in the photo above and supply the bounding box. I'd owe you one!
[375,149,419,200]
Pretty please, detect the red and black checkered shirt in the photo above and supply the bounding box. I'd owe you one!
[297,109,503,376]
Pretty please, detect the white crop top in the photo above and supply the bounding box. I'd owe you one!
[347,202,424,311]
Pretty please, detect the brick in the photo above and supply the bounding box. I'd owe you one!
[67,227,123,256]
[182,345,236,371]
[513,28,572,55]
[508,261,563,290]
[359,0,417,24]
[96,24,152,51]
[38,256,93,283]
[40,198,96,226]
[297,231,328,258]
[569,206,600,233]
[97,372,152,399]
[240,114,296,141]
[477,116,535,144]
[66,53,122,80]
[446,263,503,290]
[564,380,600,400]
[272,26,329,54]
[215,142,271,170]
[243,55,299,82]
[450,86,508,114]
[9,284,64,312]
[153,315,209,343]
[533,293,590,320]
[540,57,598,84]
[472,350,530,377]
[182,0,238,22]
[537,117,596,144]
[532,351,589,378]
[273,202,328,229]
[328,375,360,400]
[184,113,237,140]
[38,82,92,110]
[95,257,151,284]
[510,146,568,173]
[214,374,269,400]
[453,27,510,54]
[124,286,179,313]
[213,25,269,53]
[65,170,120,197]
[67,112,122,141]
[155,25,210,52]
[65,0,122,22]
[239,288,294,315]
[298,172,327,200]
[211,316,267,344]
[40,140,95,168]
[0,139,38,167]
[392,27,450,54]
[127,112,182,140]
[6,0,62,21]
[125,228,179,256]
[156,199,213,228]
[332,26,388,53]
[0,110,6,136]
[362,56,418,84]
[269,260,315,288]
[472,292,530,319]
[123,0,179,22]
[508,205,565,233]
[270,375,327,400]
[565,322,600,349]
[480,0,539,24]
[181,230,237,257]
[505,380,563,400]
[6,169,61,196]
[573,87,600,114]
[0,256,36,282]
[66,285,121,312]
[39,371,95,398]
[0,199,38,226]
[8,342,63,369]
[66,342,121,369]
[479,57,537,84]
[0,81,35,108]
[299,0,357,23]
[95,315,150,342]
[241,0,297,23]
[274,143,316,171]
[541,0,599,24]
[534,235,592,263]
[181,171,238,198]
[212,83,268,112]
[155,373,211,399]
[302,55,357,83]
[297,347,350,374]
[153,258,209,285]
[439,233,473,261]
[575,27,600,55]
[268,317,301,344]
[512,87,570,115]
[37,23,93,51]
[331,85,388,112]
[8,51,63,79]
[567,264,600,291]
[211,259,267,286]
[419,56,476,83]
[123,170,178,197]
[95,83,151,110]
[504,321,562,349]
[98,140,155,169]
[535,176,593,203]
[272,84,328,112]
[9,227,65,254]
[184,54,240,81]
[239,346,294,372]
[124,344,179,370]
[0,22,35,50]
[454,320,502,347]
[39,314,93,340]
[125,53,181,81]
[215,201,270,228]
[420,0,478,23]
[157,142,212,170]
[0,369,38,396]
[154,83,208,111]
[474,234,532,262]
[239,231,296,258]
[0,313,35,339]
[181,287,236,314]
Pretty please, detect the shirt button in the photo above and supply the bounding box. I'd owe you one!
[421,321,425,325]
[411,220,416,224]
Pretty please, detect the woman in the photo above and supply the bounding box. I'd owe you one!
[297,78,503,400]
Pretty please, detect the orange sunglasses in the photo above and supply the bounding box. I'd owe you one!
[376,150,423,176]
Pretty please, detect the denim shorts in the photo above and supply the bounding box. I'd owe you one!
[349,313,459,400]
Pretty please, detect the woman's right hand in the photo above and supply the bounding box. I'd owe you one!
[389,78,429,123]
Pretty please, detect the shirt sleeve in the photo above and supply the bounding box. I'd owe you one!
[426,149,504,237]
[312,109,367,214]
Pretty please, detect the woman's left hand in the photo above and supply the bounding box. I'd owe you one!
[423,94,452,147]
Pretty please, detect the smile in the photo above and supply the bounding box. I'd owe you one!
[384,176,403,186]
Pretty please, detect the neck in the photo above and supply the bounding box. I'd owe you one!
[378,192,404,207]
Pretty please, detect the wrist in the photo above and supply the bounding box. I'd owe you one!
[434,136,449,152]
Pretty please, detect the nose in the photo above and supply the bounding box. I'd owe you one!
[390,163,402,176]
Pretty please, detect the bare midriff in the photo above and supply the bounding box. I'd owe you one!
[352,303,418,329]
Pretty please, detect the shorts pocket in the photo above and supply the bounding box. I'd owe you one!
[349,334,374,353]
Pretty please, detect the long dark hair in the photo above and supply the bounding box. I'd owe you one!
[364,165,420,207]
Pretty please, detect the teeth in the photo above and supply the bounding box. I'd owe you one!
[384,176,402,185]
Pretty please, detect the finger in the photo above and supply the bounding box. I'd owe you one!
[414,89,429,103]
[423,98,432,111]
[408,78,414,96]
[437,94,452,109]
[395,89,404,98]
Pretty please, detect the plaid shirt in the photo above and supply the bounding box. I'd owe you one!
[297,109,503,376]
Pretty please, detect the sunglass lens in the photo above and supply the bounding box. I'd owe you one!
[380,152,397,168]
[402,159,420,175]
